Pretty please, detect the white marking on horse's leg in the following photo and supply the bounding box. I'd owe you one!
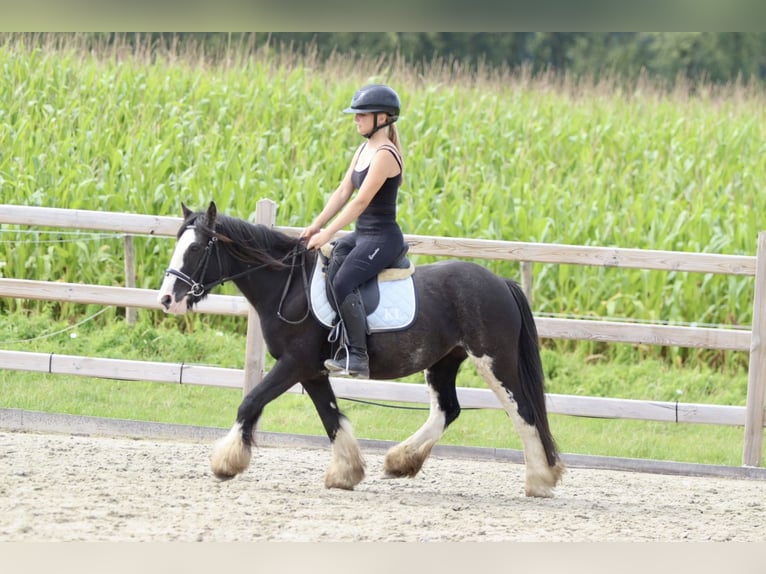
[157,228,195,314]
[471,354,558,498]
[383,382,443,478]
[210,422,252,479]
[325,418,366,490]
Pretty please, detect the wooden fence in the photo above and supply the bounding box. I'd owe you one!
[1,200,765,468]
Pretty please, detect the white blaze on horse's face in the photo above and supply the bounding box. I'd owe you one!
[157,227,197,314]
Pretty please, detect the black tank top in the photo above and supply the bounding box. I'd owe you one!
[351,144,403,230]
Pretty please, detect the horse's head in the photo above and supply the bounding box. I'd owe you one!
[158,201,224,314]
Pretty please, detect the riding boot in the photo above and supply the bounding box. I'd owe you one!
[325,290,370,378]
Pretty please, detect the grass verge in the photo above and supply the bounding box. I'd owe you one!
[0,312,760,467]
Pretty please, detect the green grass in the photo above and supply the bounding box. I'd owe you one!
[0,312,759,467]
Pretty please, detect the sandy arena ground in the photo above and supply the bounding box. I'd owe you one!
[1,429,765,542]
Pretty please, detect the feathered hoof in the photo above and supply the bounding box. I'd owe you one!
[383,439,436,478]
[524,460,566,498]
[210,423,252,479]
[324,419,366,490]
[324,464,365,490]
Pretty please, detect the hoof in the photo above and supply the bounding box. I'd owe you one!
[325,418,365,490]
[324,474,359,490]
[383,468,409,479]
[524,460,565,498]
[210,423,252,479]
[213,472,237,482]
[383,439,436,478]
[524,484,555,498]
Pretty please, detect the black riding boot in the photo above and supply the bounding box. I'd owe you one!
[325,290,370,378]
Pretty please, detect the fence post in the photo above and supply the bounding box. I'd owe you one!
[743,231,766,466]
[520,261,533,305]
[242,199,277,397]
[123,234,137,325]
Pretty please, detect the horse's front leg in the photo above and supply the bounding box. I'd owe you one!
[302,375,365,490]
[210,358,299,479]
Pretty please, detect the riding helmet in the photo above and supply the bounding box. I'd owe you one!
[343,84,400,120]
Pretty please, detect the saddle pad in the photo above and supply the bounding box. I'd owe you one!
[309,258,417,333]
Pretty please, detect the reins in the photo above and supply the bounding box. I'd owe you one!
[276,243,311,325]
[163,227,311,325]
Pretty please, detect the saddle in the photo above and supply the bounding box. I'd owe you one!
[309,242,417,333]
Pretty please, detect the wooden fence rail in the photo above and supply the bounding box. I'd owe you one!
[1,201,764,467]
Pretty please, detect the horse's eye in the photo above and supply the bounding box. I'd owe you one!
[188,242,202,253]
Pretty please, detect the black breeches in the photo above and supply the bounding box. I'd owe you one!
[331,229,404,303]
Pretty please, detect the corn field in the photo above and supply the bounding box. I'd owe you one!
[1,33,765,370]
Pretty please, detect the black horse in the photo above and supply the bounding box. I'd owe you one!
[158,202,564,497]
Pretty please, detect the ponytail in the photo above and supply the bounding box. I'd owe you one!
[387,123,404,181]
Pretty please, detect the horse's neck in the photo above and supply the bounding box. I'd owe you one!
[231,246,315,312]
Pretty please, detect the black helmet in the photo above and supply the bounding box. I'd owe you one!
[343,84,400,119]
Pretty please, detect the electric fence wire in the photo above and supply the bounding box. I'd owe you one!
[0,229,120,243]
[4,306,111,344]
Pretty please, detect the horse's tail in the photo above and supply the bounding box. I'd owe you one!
[505,279,560,467]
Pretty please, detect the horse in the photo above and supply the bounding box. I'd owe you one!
[157,201,565,497]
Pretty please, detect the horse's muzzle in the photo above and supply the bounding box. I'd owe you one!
[157,291,188,314]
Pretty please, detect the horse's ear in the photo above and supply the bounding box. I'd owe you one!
[181,202,192,219]
[206,201,217,226]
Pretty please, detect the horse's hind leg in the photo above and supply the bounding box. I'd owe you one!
[471,353,563,498]
[384,349,466,478]
[302,375,365,490]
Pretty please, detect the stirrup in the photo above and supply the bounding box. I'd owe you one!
[324,355,369,378]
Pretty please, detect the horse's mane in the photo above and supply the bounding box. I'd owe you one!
[187,210,302,269]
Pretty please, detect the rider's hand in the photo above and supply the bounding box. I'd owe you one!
[300,223,320,242]
[306,228,333,251]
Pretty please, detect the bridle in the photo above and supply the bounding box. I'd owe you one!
[163,228,223,298]
[163,225,311,324]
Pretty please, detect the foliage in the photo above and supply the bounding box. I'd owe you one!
[56,32,766,85]
[0,34,764,375]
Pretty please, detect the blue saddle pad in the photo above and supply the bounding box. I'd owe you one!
[309,257,417,333]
